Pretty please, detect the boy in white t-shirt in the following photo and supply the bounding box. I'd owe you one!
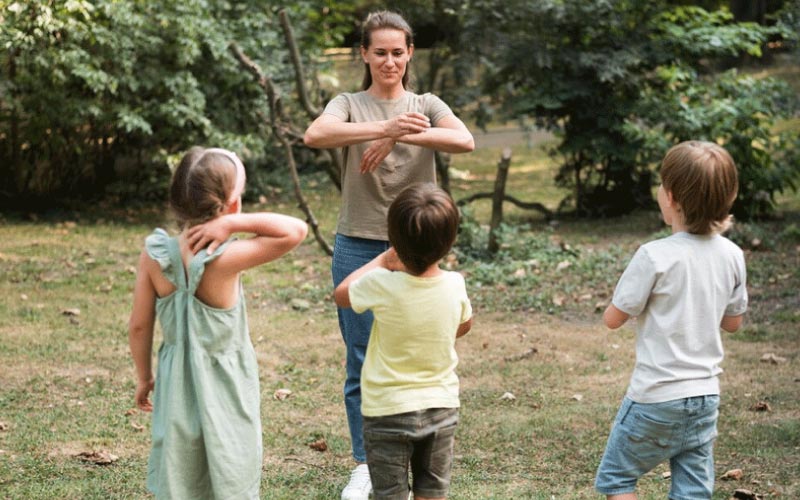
[334,183,472,500]
[595,141,748,500]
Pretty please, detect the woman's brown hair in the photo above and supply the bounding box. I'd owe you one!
[169,147,239,229]
[360,10,414,91]
[660,140,738,234]
[388,183,459,275]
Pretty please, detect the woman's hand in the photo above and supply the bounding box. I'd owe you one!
[361,138,396,173]
[382,112,430,139]
[135,377,155,412]
[187,217,232,254]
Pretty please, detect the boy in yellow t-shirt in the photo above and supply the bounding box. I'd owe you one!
[334,183,473,500]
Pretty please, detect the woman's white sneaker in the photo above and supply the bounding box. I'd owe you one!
[341,464,372,500]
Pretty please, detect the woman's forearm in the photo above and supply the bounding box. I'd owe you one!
[304,120,388,149]
[396,127,475,154]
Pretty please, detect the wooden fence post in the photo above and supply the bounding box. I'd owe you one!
[488,148,512,254]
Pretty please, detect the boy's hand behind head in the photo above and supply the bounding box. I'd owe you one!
[383,247,407,272]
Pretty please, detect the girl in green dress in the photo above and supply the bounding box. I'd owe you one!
[129,147,307,499]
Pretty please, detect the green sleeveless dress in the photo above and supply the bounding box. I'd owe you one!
[145,229,261,499]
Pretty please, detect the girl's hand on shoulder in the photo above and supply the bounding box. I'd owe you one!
[360,138,395,173]
[135,377,155,412]
[383,112,430,138]
[187,217,232,254]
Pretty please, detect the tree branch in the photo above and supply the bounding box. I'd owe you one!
[230,42,333,256]
[279,9,321,118]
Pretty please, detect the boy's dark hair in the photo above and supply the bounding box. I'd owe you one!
[660,140,738,235]
[169,147,238,229]
[360,10,414,90]
[388,183,459,275]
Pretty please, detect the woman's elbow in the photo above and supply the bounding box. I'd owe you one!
[293,221,309,245]
[462,135,475,153]
[452,134,474,153]
[303,129,320,148]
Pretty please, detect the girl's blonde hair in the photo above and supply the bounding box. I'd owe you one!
[360,10,414,91]
[660,140,738,234]
[169,147,240,229]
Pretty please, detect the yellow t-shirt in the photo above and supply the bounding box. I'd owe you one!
[349,268,472,417]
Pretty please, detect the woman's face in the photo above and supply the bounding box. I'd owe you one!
[361,28,412,89]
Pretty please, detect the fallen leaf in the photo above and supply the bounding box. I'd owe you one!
[290,298,310,311]
[75,450,118,465]
[750,401,771,412]
[552,295,566,307]
[131,423,145,432]
[481,342,489,349]
[721,468,743,481]
[513,268,526,278]
[661,471,671,479]
[594,302,606,312]
[308,438,327,452]
[124,409,137,416]
[61,308,81,316]
[500,392,516,401]
[556,260,571,271]
[504,347,537,362]
[759,353,787,364]
[273,388,293,400]
[0,421,8,431]
[732,488,763,500]
[571,394,583,402]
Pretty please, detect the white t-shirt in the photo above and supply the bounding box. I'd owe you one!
[349,268,472,417]
[323,91,454,240]
[612,232,748,403]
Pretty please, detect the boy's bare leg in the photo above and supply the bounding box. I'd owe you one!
[608,494,637,500]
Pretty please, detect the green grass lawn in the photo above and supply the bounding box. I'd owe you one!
[1,136,798,499]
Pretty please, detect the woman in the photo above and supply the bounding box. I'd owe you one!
[304,10,474,500]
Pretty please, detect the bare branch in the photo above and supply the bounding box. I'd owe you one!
[230,42,333,256]
[279,9,321,119]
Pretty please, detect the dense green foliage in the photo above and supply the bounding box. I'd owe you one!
[0,0,351,208]
[464,1,799,218]
[1,0,798,220]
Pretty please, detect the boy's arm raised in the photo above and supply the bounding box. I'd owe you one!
[334,248,400,309]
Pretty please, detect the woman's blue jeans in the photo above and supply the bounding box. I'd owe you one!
[332,233,390,462]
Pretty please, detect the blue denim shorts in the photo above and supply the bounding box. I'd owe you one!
[363,407,459,500]
[595,395,719,500]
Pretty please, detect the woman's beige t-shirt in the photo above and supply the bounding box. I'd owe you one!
[322,91,454,240]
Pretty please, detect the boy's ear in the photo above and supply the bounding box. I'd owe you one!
[664,188,675,207]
